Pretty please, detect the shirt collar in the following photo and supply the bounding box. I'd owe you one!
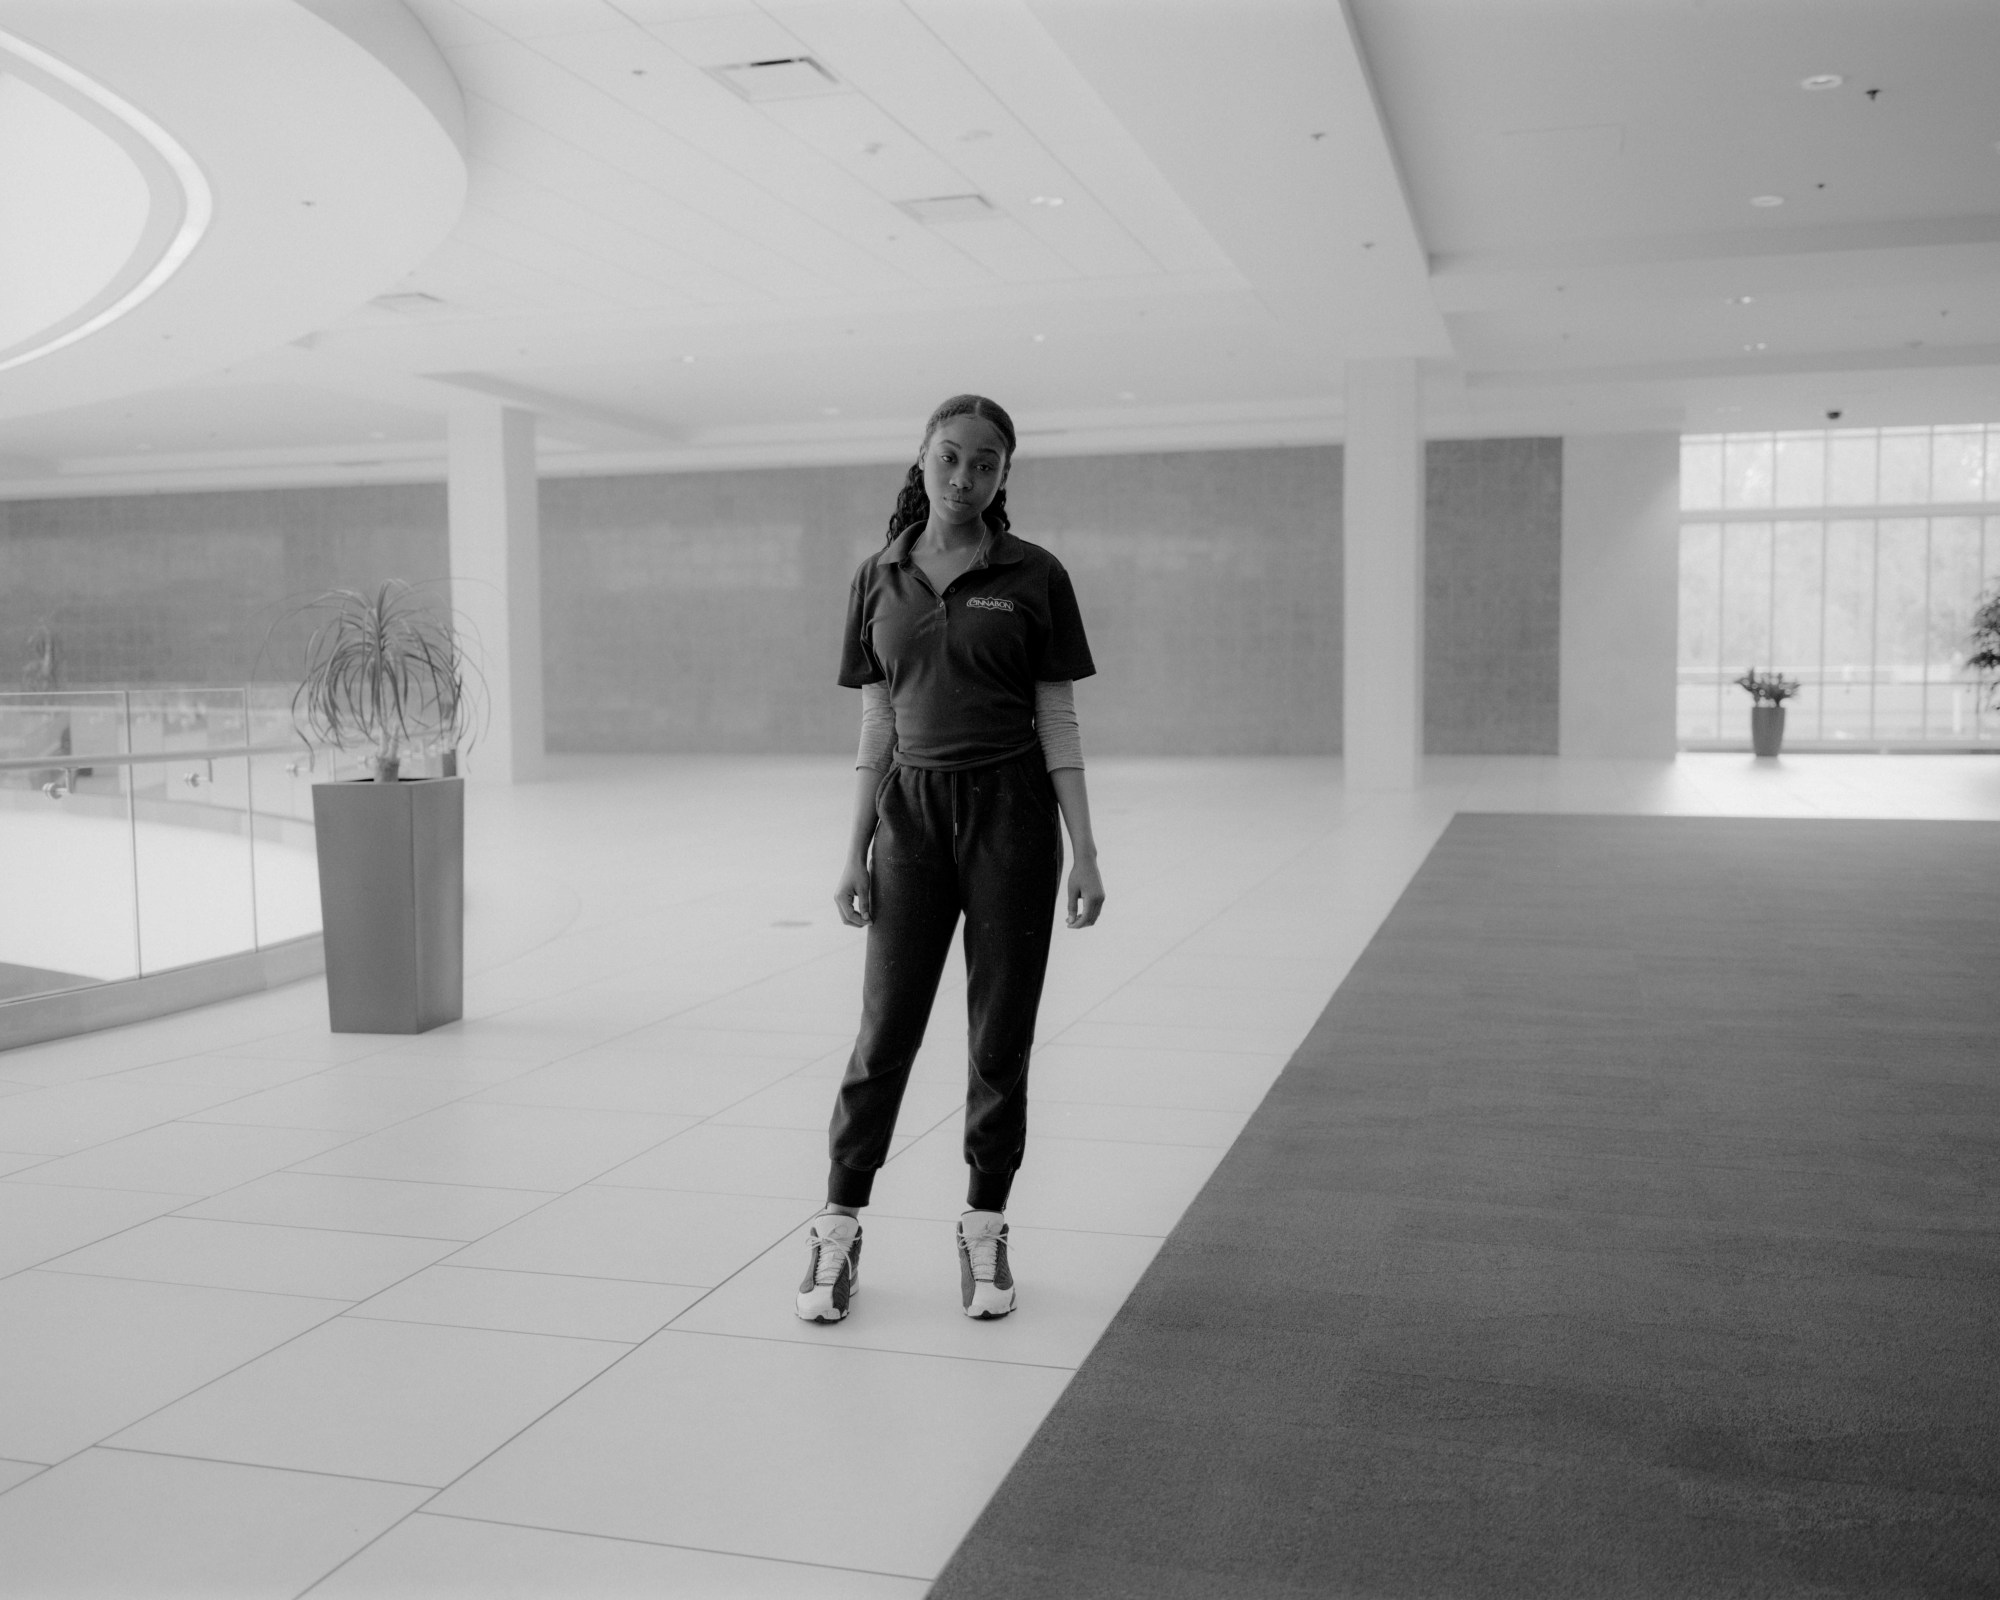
[877,522,1024,568]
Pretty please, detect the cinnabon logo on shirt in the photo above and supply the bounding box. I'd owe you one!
[965,596,1015,612]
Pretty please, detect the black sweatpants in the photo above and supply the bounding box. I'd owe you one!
[827,749,1064,1210]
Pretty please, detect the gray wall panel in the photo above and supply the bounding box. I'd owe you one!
[1424,437,1563,755]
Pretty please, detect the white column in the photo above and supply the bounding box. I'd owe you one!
[447,404,544,782]
[1342,358,1425,789]
[1559,434,1680,758]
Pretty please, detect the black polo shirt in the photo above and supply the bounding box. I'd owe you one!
[838,524,1096,772]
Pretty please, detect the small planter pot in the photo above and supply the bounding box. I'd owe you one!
[1751,704,1786,758]
[311,777,463,1033]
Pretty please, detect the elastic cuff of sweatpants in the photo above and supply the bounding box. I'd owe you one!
[966,1165,1015,1212]
[827,1160,876,1209]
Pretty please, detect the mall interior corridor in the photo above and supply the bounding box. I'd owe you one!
[0,754,1994,1595]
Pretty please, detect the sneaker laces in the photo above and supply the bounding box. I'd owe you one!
[812,1226,854,1287]
[964,1229,1002,1282]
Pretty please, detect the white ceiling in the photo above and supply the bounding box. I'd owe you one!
[2,0,1998,498]
[0,0,464,437]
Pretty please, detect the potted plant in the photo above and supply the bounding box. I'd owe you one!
[1969,586,2000,702]
[287,583,483,1034]
[1734,668,1801,758]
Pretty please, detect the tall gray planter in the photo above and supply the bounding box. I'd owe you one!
[311,777,463,1033]
[1751,705,1786,758]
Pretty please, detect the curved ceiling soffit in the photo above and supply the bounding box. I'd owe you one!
[0,0,466,423]
[0,27,212,377]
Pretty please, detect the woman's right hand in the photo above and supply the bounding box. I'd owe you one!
[834,855,872,927]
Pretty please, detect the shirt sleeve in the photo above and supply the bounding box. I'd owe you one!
[1035,559,1096,682]
[836,567,884,687]
[855,680,895,772]
[1034,679,1084,771]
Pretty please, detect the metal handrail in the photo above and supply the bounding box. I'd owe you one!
[0,742,313,774]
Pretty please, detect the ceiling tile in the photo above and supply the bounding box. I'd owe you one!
[450,0,634,42]
[643,9,811,68]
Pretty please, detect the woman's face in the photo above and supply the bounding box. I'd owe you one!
[920,415,1010,533]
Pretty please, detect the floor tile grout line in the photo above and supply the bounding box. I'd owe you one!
[410,1507,936,1584]
[88,1441,439,1491]
[140,1215,490,1245]
[322,1107,833,1331]
[41,1027,404,1090]
[287,1203,832,1598]
[0,1192,207,1286]
[26,1265,359,1304]
[657,1209,831,1331]
[0,1052,546,1207]
[1023,1130,1248,1152]
[855,1211,1171,1242]
[2,1292,357,1489]
[361,1259,712,1288]
[13,1037,876,1442]
[0,1462,53,1497]
[151,1056,708,1246]
[661,1324,1085,1375]
[10,1055,761,1460]
[199,1171,567,1197]
[340,1312,638,1346]
[440,933,877,1074]
[1030,1037,1311,1061]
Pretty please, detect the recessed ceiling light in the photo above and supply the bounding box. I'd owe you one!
[1029,195,1065,207]
[710,56,840,102]
[1729,295,1755,305]
[1743,342,1768,352]
[681,354,695,364]
[897,194,998,226]
[1801,74,1844,90]
[1031,334,1046,343]
[1750,195,1785,207]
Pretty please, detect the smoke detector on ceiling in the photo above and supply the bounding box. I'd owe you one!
[711,56,840,102]
[896,194,998,226]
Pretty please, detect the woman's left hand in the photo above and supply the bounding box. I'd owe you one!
[1066,856,1105,929]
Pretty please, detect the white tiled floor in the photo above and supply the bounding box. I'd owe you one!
[0,752,1996,1597]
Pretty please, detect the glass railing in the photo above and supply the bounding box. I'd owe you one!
[0,686,382,1006]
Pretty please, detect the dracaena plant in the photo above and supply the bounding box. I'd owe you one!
[1733,668,1801,706]
[1970,586,2000,705]
[288,582,482,781]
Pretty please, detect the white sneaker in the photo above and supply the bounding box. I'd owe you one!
[795,1212,861,1322]
[957,1210,1016,1319]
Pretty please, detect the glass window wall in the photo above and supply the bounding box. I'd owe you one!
[1679,424,2000,747]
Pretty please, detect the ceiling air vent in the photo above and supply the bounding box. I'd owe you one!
[896,194,998,226]
[371,292,447,314]
[711,56,840,102]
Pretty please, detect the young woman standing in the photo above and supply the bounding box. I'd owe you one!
[797,394,1104,1323]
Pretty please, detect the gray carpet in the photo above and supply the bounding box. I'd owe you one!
[930,815,2000,1599]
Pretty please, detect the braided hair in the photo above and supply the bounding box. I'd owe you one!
[884,393,1018,543]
